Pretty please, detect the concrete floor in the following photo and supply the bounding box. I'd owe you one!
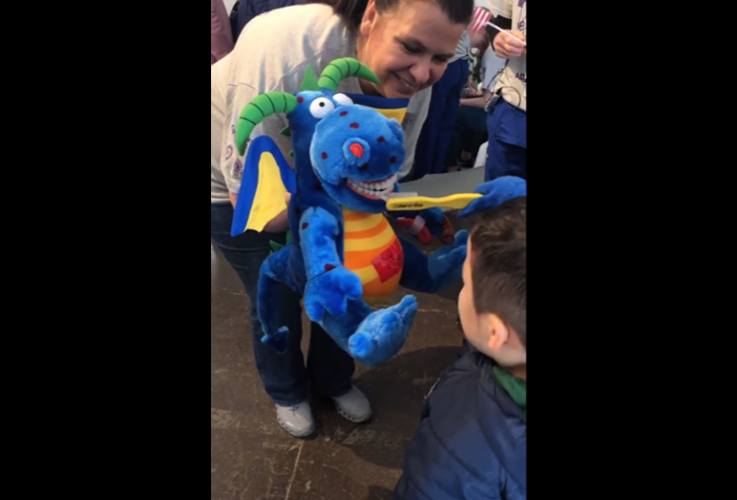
[211,219,469,500]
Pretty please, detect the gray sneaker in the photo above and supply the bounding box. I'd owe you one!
[275,401,316,438]
[333,386,372,423]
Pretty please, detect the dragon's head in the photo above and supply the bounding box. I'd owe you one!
[308,97,404,212]
[235,57,405,212]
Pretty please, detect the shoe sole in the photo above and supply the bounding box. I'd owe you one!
[336,405,372,423]
[276,416,316,438]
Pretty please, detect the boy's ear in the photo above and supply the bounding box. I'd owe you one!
[486,313,510,352]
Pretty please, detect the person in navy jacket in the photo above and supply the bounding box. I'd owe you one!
[395,196,527,500]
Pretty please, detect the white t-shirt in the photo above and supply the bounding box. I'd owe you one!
[210,3,432,203]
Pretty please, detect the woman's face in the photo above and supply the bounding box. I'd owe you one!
[357,0,466,99]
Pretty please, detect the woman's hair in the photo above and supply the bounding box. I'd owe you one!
[309,0,473,33]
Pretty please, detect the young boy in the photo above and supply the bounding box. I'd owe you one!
[394,196,527,499]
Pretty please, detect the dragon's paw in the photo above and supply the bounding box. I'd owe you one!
[348,295,418,366]
[304,266,363,322]
[458,176,527,217]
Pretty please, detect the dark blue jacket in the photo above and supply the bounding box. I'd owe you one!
[395,349,526,499]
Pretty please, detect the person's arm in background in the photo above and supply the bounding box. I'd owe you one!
[459,89,491,109]
[212,0,234,64]
[487,0,525,59]
[490,22,525,58]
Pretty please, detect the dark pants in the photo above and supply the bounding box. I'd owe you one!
[484,97,527,181]
[211,202,354,406]
[444,105,488,168]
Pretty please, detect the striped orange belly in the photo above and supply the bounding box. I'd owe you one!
[343,208,403,297]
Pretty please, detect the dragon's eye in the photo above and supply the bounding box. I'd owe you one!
[332,93,353,106]
[309,97,335,118]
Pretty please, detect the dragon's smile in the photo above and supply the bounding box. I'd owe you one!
[345,174,397,200]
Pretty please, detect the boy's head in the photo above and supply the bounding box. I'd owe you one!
[459,197,526,374]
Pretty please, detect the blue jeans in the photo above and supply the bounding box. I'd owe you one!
[484,97,527,181]
[211,202,354,406]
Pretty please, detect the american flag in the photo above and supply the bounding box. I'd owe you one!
[468,6,492,33]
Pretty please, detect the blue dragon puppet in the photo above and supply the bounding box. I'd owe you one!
[230,58,525,366]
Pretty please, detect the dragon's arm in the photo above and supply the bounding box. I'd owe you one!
[299,206,363,321]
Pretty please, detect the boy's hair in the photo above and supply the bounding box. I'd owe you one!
[470,197,526,345]
[312,0,474,32]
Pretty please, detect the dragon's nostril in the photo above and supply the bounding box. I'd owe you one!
[349,142,364,158]
[359,163,369,171]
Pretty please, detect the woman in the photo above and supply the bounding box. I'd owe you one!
[211,0,473,438]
